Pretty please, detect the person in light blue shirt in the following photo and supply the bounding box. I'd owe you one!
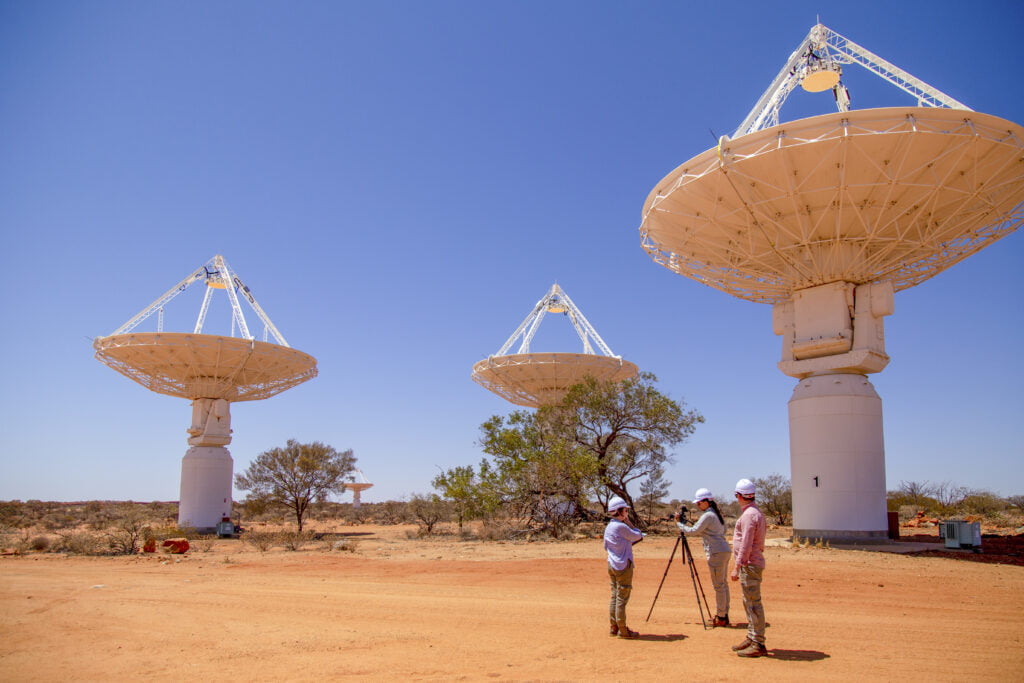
[604,495,644,639]
[676,487,732,627]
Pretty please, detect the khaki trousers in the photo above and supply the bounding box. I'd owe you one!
[739,564,766,644]
[707,551,731,618]
[607,561,634,628]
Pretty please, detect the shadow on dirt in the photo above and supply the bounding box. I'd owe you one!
[635,633,688,642]
[769,649,830,661]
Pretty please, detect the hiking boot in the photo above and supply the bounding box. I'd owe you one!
[609,620,619,636]
[711,615,730,628]
[618,627,640,639]
[731,637,753,651]
[736,642,768,658]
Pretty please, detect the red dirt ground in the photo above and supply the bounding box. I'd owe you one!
[2,525,1022,681]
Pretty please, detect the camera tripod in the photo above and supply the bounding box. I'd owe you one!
[645,528,713,629]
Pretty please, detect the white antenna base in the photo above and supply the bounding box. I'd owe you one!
[178,445,234,532]
[788,374,888,542]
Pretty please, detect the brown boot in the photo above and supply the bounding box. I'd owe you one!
[609,620,619,636]
[712,615,730,628]
[736,642,768,658]
[731,637,752,651]
[618,626,640,639]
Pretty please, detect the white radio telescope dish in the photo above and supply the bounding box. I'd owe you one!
[94,255,317,531]
[472,284,638,408]
[639,24,1024,542]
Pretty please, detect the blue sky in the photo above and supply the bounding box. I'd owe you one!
[1,1,1021,506]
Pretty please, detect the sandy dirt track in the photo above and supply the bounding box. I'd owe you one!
[2,525,1022,681]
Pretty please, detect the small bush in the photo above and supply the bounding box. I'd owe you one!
[331,538,359,553]
[476,520,519,541]
[241,530,277,552]
[279,530,314,551]
[191,535,217,552]
[29,535,50,551]
[55,531,104,555]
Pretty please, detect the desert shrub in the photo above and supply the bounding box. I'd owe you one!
[378,500,410,525]
[28,535,51,552]
[0,501,29,529]
[279,530,314,551]
[982,511,1022,529]
[242,530,277,552]
[475,519,520,541]
[191,535,217,552]
[104,506,151,555]
[54,531,104,555]
[331,538,359,552]
[960,491,1005,516]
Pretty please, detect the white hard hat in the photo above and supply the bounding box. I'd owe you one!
[735,478,756,497]
[693,488,714,504]
[607,495,630,513]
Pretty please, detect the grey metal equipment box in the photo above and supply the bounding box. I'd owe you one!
[941,520,981,550]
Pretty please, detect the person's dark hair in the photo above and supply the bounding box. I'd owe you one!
[707,499,725,525]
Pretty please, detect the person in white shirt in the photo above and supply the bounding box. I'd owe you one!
[603,495,644,639]
[676,487,732,627]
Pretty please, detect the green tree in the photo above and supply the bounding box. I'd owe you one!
[752,473,792,525]
[637,465,671,526]
[235,439,356,532]
[478,411,597,535]
[408,494,449,535]
[432,465,493,530]
[542,372,703,523]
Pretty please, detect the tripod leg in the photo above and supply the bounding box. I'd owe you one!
[645,535,681,622]
[688,546,714,624]
[681,536,709,630]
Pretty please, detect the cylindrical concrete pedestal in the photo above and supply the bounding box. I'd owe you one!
[788,373,888,542]
[179,446,233,532]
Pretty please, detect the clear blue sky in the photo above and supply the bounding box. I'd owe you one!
[1,1,1022,505]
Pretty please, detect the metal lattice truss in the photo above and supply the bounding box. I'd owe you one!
[495,283,616,356]
[472,353,639,408]
[735,23,971,139]
[110,254,290,346]
[93,332,318,401]
[472,284,638,407]
[641,107,1024,304]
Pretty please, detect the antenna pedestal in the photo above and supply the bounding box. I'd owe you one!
[178,400,234,531]
[788,374,888,542]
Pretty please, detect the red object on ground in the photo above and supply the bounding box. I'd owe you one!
[162,538,190,554]
[142,539,157,553]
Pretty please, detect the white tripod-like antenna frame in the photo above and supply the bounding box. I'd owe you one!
[733,23,971,139]
[110,255,290,347]
[495,283,618,358]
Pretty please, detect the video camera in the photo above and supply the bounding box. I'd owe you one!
[663,504,688,522]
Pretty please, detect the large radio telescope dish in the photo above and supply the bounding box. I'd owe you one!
[472,284,638,408]
[638,22,1024,542]
[93,254,317,531]
[641,107,1024,304]
[93,332,317,402]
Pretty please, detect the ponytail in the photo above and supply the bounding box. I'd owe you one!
[708,500,725,525]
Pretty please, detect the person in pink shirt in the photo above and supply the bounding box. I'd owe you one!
[730,478,768,658]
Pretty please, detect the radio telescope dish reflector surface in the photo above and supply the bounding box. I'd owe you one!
[472,353,639,408]
[93,332,318,401]
[640,107,1024,304]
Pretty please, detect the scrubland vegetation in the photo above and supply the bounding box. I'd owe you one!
[1,480,1020,558]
